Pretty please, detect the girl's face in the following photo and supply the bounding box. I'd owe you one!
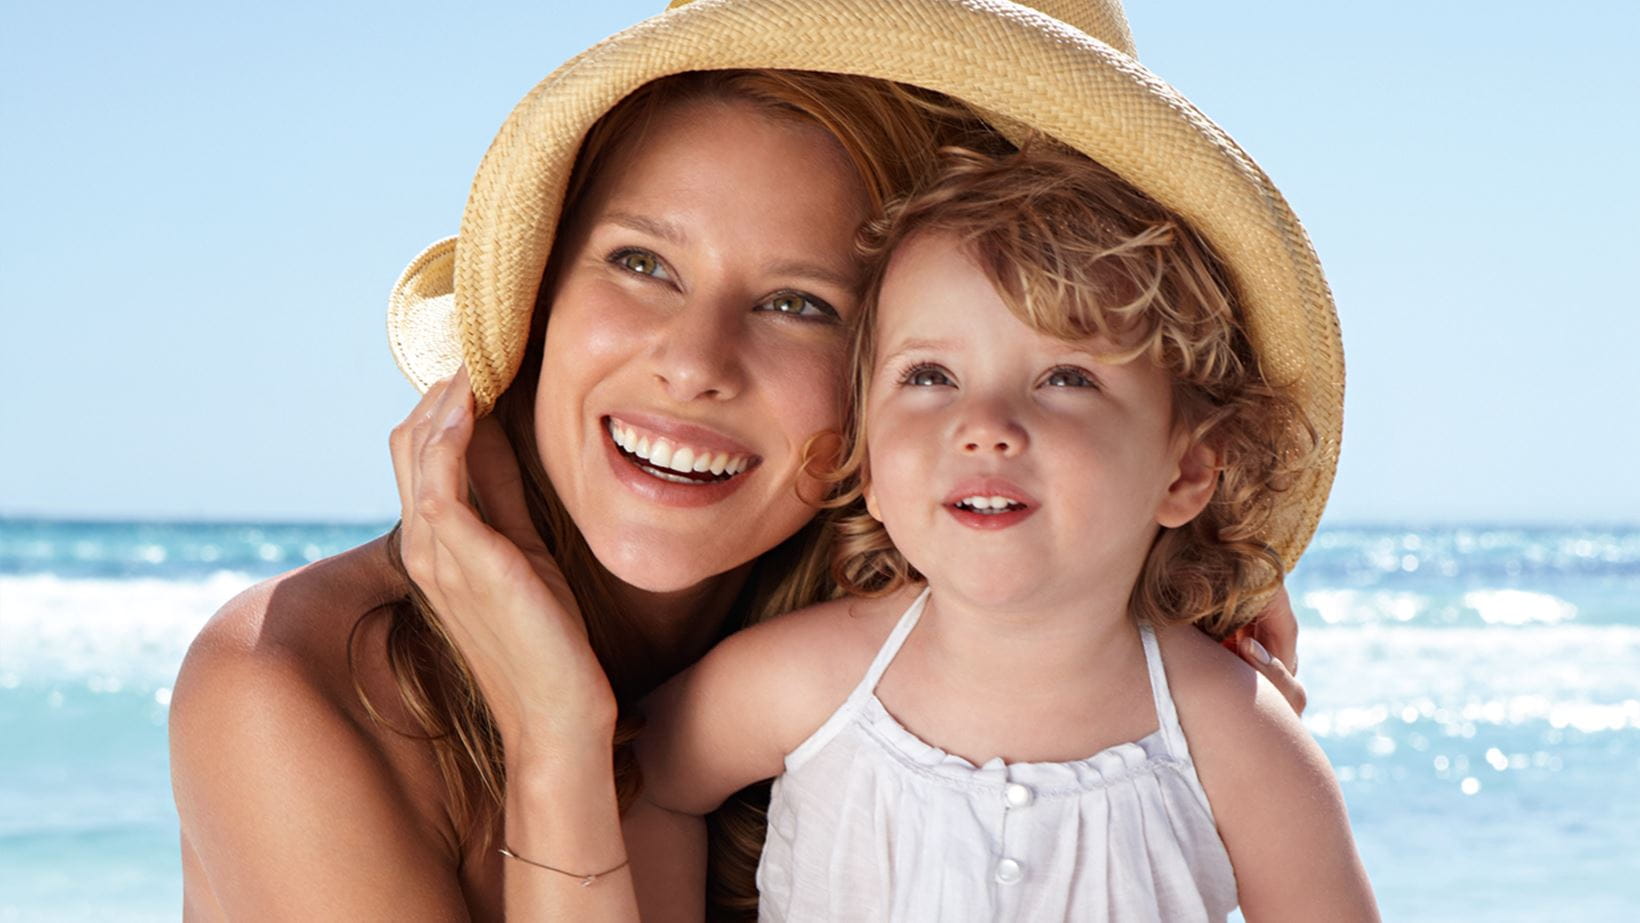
[862,232,1215,612]
[536,99,869,593]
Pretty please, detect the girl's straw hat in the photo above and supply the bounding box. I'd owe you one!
[387,0,1344,568]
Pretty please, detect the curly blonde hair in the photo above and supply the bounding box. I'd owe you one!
[824,143,1319,639]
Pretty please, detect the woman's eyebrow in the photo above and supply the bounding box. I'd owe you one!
[764,258,858,292]
[603,210,688,246]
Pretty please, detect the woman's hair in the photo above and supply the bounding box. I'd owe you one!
[825,143,1319,640]
[353,70,1001,920]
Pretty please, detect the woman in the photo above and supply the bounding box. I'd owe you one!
[169,3,1322,920]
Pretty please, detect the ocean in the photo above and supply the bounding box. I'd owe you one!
[2,519,1637,920]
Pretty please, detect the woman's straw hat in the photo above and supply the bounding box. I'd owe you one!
[386,0,1344,568]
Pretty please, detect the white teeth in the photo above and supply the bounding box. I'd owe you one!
[607,418,755,481]
[650,439,674,469]
[958,495,1020,512]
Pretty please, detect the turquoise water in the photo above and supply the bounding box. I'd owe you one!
[3,519,1638,920]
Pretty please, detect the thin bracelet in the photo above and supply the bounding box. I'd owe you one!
[498,845,630,887]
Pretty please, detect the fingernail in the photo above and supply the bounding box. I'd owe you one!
[1244,638,1272,665]
[441,386,467,427]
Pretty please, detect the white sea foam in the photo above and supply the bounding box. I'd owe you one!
[0,572,258,689]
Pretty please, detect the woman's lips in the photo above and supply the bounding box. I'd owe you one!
[605,416,756,480]
[600,414,762,508]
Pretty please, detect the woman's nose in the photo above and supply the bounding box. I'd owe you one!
[648,296,746,402]
[955,399,1029,457]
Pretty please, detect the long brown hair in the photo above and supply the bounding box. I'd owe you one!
[354,70,998,920]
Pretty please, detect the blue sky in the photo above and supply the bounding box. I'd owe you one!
[2,0,1635,523]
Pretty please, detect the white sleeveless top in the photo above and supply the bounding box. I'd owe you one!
[755,589,1238,922]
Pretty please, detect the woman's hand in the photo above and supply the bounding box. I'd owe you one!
[389,366,616,746]
[1227,585,1308,715]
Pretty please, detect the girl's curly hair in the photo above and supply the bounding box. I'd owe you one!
[817,142,1319,639]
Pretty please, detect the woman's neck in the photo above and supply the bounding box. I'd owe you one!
[605,562,754,687]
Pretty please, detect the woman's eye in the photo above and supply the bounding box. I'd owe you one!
[758,292,838,321]
[612,248,669,280]
[1043,366,1097,389]
[902,363,954,387]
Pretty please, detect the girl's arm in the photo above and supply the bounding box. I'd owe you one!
[625,599,858,921]
[1162,626,1379,921]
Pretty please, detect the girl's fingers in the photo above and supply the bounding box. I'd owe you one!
[1238,638,1308,716]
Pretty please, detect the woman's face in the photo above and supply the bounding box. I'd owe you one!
[537,98,870,593]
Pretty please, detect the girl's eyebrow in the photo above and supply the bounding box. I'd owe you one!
[878,337,961,364]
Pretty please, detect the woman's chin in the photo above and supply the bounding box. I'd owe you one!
[587,533,752,597]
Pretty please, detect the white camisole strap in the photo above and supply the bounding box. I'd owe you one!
[1138,622,1191,762]
[782,587,933,771]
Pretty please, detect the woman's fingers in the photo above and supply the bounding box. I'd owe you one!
[1239,637,1308,716]
[414,366,474,530]
[467,416,546,556]
[389,375,451,516]
[1251,584,1299,676]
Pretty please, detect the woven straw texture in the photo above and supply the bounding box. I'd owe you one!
[385,0,1344,568]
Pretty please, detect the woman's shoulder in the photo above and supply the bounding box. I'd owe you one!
[171,532,432,767]
[169,534,482,915]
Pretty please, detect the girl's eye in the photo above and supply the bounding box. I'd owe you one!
[901,363,954,387]
[612,248,669,280]
[1043,366,1098,389]
[758,291,839,322]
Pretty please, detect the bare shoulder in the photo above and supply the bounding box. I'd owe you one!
[169,535,476,918]
[1154,622,1378,920]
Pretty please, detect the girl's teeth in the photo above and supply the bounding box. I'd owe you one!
[709,453,728,476]
[669,447,695,474]
[692,452,713,473]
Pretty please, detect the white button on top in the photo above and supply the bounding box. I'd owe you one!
[994,858,1024,884]
[1004,782,1033,808]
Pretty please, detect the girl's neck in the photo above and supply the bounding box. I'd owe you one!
[917,581,1143,697]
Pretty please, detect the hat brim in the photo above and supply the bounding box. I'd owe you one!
[388,0,1343,568]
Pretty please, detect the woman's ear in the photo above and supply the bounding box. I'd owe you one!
[1156,436,1219,528]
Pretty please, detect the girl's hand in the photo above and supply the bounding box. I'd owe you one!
[1225,585,1307,715]
[389,367,616,747]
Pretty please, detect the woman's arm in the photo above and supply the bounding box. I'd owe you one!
[393,368,647,920]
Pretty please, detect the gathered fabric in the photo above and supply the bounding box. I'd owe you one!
[756,589,1238,922]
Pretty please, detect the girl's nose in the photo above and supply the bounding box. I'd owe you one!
[648,297,747,402]
[955,399,1029,457]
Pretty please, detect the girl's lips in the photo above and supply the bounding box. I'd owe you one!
[941,476,1038,531]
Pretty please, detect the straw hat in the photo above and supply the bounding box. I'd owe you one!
[386,0,1343,568]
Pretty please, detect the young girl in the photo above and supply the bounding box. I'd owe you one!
[623,143,1376,922]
